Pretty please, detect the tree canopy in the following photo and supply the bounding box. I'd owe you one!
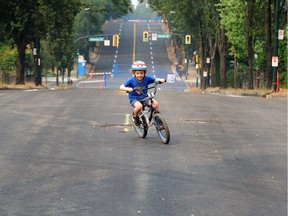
[0,0,132,85]
[148,0,287,89]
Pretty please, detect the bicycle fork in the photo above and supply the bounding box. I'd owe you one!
[139,110,153,128]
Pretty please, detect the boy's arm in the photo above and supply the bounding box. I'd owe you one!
[120,84,133,92]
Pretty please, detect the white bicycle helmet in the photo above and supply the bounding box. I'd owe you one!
[131,61,147,71]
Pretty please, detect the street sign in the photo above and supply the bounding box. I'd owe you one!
[104,40,110,46]
[272,56,278,67]
[167,74,175,83]
[278,30,284,40]
[88,37,105,42]
[157,34,170,39]
[152,33,157,41]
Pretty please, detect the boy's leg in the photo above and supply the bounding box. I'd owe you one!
[132,101,142,126]
[133,101,143,117]
[150,99,160,112]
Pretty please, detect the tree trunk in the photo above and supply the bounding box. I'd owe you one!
[16,34,26,85]
[208,38,218,87]
[246,0,255,89]
[217,27,227,89]
[197,18,205,89]
[233,54,238,88]
[265,0,272,88]
[55,61,59,86]
[210,59,217,87]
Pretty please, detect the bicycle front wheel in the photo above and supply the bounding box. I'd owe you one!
[154,113,170,144]
[133,115,148,138]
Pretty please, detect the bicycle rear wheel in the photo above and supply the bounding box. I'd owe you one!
[133,115,148,138]
[154,113,170,144]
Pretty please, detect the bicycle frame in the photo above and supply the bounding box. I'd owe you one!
[135,83,158,127]
[138,103,156,128]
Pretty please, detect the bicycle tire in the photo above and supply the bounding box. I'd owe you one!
[154,113,170,144]
[133,115,148,138]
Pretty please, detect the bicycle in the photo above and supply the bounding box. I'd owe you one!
[130,81,170,144]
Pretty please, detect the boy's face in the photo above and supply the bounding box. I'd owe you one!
[134,70,145,82]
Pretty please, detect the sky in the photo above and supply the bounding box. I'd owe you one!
[131,0,138,9]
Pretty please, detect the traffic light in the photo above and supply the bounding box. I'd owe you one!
[185,34,191,45]
[143,31,149,42]
[112,34,119,47]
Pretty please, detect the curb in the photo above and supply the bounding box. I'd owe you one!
[201,90,277,98]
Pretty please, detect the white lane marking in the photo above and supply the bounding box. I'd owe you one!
[24,89,37,92]
[227,95,247,98]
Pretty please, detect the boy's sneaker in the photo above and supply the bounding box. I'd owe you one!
[133,116,141,127]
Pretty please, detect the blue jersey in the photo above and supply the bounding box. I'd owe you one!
[123,75,156,101]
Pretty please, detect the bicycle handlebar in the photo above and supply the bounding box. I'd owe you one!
[131,80,166,96]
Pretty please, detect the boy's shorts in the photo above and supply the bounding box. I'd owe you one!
[130,97,150,107]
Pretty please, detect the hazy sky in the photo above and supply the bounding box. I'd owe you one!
[131,0,138,8]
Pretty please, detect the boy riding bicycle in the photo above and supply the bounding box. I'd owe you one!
[120,61,166,127]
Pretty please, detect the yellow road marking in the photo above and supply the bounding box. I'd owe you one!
[133,22,136,63]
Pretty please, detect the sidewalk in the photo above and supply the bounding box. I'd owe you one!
[185,62,199,87]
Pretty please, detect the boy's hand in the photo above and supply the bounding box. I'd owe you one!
[156,78,166,84]
[126,87,133,92]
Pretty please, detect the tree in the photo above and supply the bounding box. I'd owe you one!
[0,0,51,84]
[0,41,17,83]
[217,0,246,88]
[44,0,82,86]
[265,0,273,88]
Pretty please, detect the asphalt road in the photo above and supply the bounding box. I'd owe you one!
[0,88,286,216]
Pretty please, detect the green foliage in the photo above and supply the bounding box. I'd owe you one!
[0,41,17,71]
[226,63,249,88]
[46,0,82,61]
[41,40,55,75]
[217,0,246,60]
[278,27,287,88]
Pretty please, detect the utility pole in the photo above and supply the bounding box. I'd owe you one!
[272,0,280,92]
[33,33,41,86]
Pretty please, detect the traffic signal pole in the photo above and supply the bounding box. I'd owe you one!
[185,35,191,79]
[186,45,189,79]
[172,33,191,80]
